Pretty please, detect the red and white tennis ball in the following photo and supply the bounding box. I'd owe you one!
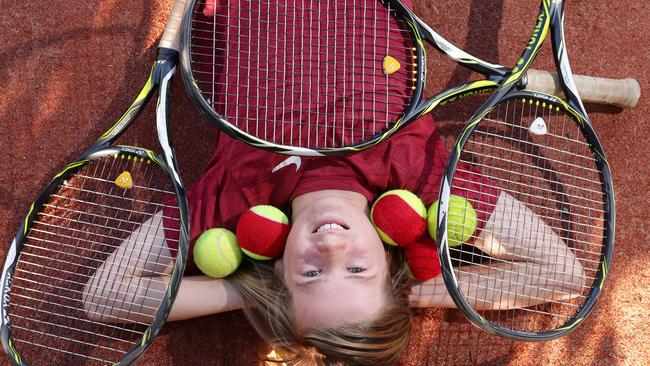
[370,189,427,246]
[236,205,290,260]
[428,195,477,247]
[194,228,242,278]
[403,236,441,281]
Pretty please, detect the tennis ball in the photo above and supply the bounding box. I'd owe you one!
[236,205,290,260]
[370,190,427,246]
[403,236,441,281]
[194,228,242,278]
[428,195,477,247]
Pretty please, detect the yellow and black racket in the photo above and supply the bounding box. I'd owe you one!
[1,1,190,364]
[436,0,615,340]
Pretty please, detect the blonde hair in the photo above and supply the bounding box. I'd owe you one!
[226,249,412,366]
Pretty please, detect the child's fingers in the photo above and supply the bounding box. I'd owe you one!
[202,0,216,16]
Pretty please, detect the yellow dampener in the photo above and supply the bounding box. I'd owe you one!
[115,171,133,189]
[383,55,401,75]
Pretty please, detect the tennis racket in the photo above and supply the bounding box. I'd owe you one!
[436,0,614,340]
[180,0,639,156]
[1,0,189,364]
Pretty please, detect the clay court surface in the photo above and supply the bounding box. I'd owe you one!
[1,1,648,365]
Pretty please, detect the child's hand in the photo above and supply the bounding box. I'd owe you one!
[203,0,216,16]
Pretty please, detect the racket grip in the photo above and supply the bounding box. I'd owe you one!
[160,0,188,51]
[526,69,641,108]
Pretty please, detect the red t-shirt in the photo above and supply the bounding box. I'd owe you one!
[169,114,495,273]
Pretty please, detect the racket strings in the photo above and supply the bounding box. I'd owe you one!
[190,62,415,94]
[190,24,412,56]
[470,123,598,170]
[195,79,412,104]
[202,0,408,16]
[445,206,603,266]
[188,0,418,149]
[17,240,172,301]
[31,212,170,247]
[8,153,179,365]
[455,166,604,217]
[451,255,594,289]
[450,223,604,268]
[12,263,163,321]
[450,98,606,334]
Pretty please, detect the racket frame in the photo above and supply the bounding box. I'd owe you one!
[179,0,531,156]
[436,0,615,340]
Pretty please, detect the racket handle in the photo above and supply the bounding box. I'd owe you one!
[526,69,641,108]
[160,0,188,51]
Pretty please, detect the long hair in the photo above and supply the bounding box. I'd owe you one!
[226,248,413,366]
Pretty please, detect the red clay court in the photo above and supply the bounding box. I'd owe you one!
[0,1,648,365]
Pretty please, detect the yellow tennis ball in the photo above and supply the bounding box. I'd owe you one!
[194,228,242,278]
[428,195,477,247]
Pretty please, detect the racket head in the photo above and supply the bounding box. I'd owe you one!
[1,146,188,365]
[437,91,614,340]
[180,0,428,155]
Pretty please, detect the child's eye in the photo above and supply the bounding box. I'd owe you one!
[348,267,365,274]
[304,270,321,277]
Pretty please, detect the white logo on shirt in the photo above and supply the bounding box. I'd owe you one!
[272,156,302,173]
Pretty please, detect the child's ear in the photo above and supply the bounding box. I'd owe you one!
[274,258,285,279]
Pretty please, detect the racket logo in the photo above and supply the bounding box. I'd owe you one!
[272,156,302,173]
[2,275,12,324]
[527,14,546,50]
[529,117,548,135]
[439,87,490,107]
[122,147,147,157]
[513,10,548,76]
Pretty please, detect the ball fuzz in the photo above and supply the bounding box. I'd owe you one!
[403,236,441,281]
[428,195,477,247]
[236,205,290,260]
[194,228,242,278]
[370,190,427,246]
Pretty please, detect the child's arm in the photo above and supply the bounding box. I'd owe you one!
[409,191,587,310]
[167,275,246,321]
[82,211,246,324]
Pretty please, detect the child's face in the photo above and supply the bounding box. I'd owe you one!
[280,194,388,331]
